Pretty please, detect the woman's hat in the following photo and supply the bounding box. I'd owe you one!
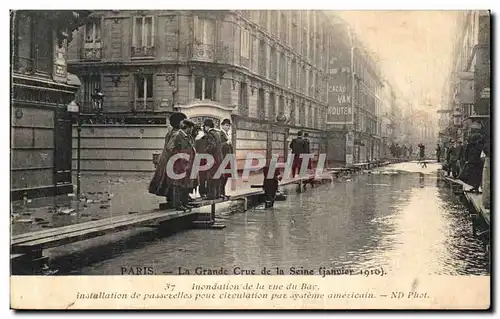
[221,118,231,125]
[181,119,195,128]
[170,112,187,128]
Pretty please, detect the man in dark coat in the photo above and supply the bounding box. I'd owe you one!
[446,140,460,178]
[303,132,312,169]
[459,134,484,192]
[219,118,234,199]
[436,144,442,162]
[168,119,197,210]
[290,130,307,178]
[203,119,223,200]
[195,130,209,198]
[148,112,187,207]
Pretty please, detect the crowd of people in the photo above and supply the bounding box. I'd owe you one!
[148,112,234,211]
[438,120,490,209]
[441,132,487,193]
[148,113,316,211]
[389,143,414,159]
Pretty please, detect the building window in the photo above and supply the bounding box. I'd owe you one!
[280,11,287,43]
[194,75,217,101]
[259,11,268,29]
[290,99,296,124]
[279,53,287,86]
[13,13,53,74]
[270,46,277,81]
[309,70,314,96]
[258,39,266,77]
[308,104,313,127]
[291,12,299,50]
[257,88,266,120]
[132,16,155,57]
[271,11,278,36]
[269,92,276,120]
[314,106,319,128]
[80,74,101,106]
[299,102,306,126]
[85,20,101,44]
[135,74,153,99]
[240,28,250,59]
[194,16,215,46]
[302,27,308,56]
[239,82,249,116]
[301,66,307,93]
[278,95,285,115]
[291,59,297,89]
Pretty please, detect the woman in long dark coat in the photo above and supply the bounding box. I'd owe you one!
[148,113,187,201]
[458,134,484,192]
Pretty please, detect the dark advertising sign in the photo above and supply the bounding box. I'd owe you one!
[326,38,353,125]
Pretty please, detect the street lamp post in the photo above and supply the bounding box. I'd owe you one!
[69,91,104,200]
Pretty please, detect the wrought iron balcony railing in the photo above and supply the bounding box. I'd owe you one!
[83,47,102,61]
[131,46,155,58]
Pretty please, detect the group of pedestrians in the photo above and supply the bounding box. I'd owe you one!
[289,131,312,178]
[389,143,413,159]
[148,112,234,211]
[440,123,490,210]
[442,133,486,193]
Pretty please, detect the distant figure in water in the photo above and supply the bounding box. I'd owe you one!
[262,166,282,208]
[418,143,427,168]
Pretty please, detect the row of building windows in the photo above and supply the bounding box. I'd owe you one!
[12,12,55,75]
[79,72,321,129]
[81,13,330,103]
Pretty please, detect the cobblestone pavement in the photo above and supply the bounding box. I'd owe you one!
[10,171,307,236]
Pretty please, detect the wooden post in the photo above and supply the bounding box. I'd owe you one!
[211,202,216,222]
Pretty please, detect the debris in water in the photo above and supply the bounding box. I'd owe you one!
[88,192,96,195]
[81,212,91,217]
[367,184,389,186]
[86,199,94,204]
[91,217,100,221]
[37,220,50,225]
[17,219,32,223]
[128,211,138,214]
[41,225,53,228]
[21,212,31,216]
[100,204,110,209]
[58,208,75,215]
[34,217,45,222]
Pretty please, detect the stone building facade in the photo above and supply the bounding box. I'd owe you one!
[444,10,490,142]
[67,10,362,171]
[11,10,90,200]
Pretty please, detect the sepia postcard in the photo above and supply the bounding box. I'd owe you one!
[9,8,491,310]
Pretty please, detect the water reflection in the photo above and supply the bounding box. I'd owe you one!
[74,163,489,276]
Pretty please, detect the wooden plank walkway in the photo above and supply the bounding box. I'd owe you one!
[11,160,402,264]
[464,192,490,226]
[442,176,490,227]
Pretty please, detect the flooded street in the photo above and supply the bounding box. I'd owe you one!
[74,163,489,276]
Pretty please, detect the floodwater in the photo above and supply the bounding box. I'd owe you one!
[73,163,490,276]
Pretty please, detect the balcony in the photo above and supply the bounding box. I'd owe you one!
[189,43,232,64]
[130,99,169,112]
[131,46,155,59]
[190,43,215,62]
[82,43,102,61]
